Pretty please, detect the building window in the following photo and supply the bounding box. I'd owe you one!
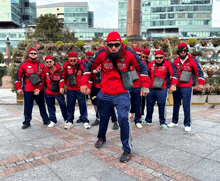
[188,13,193,18]
[82,18,86,22]
[204,20,210,25]
[160,14,166,19]
[57,8,59,11]
[24,2,29,7]
[168,14,174,19]
[22,15,29,20]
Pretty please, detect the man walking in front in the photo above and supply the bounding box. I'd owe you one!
[81,31,149,162]
[15,48,50,129]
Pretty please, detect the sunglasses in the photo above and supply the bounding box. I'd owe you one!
[29,52,37,55]
[86,56,93,59]
[137,54,142,57]
[155,57,164,60]
[46,61,53,64]
[107,43,121,48]
[179,50,187,53]
[69,59,77,63]
[142,56,148,59]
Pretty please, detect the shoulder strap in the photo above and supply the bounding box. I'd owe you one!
[111,59,122,78]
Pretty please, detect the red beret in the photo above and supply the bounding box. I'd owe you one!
[155,50,164,56]
[178,43,187,49]
[133,48,141,53]
[44,56,53,61]
[106,31,121,42]
[142,49,150,55]
[28,48,37,53]
[68,51,78,58]
[85,51,93,56]
[98,46,104,50]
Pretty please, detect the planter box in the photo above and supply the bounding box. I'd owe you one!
[192,95,207,103]
[207,95,220,103]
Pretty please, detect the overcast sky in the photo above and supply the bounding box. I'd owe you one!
[36,0,119,28]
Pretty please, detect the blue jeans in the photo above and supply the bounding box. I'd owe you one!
[146,88,168,125]
[172,87,192,127]
[97,92,132,153]
[23,91,49,125]
[129,87,142,124]
[45,94,67,123]
[67,90,88,123]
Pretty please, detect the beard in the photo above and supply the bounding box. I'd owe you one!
[107,46,122,62]
[179,54,188,60]
[155,60,164,66]
[30,57,37,61]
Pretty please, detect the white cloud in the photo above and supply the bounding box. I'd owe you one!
[36,0,119,28]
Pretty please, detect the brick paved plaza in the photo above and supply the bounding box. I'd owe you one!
[0,88,220,181]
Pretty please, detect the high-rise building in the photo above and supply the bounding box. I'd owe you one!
[37,2,94,28]
[118,0,220,40]
[0,0,36,55]
[0,0,36,28]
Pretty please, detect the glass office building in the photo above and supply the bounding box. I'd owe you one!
[118,0,220,40]
[0,0,36,55]
[37,2,94,28]
[0,0,36,28]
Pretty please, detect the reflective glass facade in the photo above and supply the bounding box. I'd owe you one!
[37,2,94,28]
[118,0,220,39]
[0,0,36,28]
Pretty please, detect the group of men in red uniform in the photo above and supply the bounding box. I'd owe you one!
[15,31,204,162]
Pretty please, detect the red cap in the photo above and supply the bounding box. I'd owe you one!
[85,51,93,56]
[106,31,121,42]
[133,48,141,53]
[178,43,187,49]
[68,51,78,58]
[142,49,150,55]
[44,56,53,61]
[155,50,164,56]
[28,48,37,53]
[98,46,104,50]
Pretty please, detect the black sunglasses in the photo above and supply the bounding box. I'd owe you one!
[179,50,187,53]
[29,52,37,55]
[107,43,121,48]
[137,54,142,57]
[142,56,148,59]
[46,61,53,63]
[155,57,164,60]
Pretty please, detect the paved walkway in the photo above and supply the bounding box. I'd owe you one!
[0,89,220,181]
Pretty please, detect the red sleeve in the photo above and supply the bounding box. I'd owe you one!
[38,69,46,90]
[60,63,67,88]
[167,61,178,86]
[15,63,24,90]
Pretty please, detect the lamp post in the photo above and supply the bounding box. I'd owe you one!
[5,35,11,67]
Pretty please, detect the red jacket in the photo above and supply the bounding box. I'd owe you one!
[82,43,149,95]
[147,58,178,89]
[39,63,62,95]
[89,65,101,89]
[173,55,205,87]
[15,58,44,92]
[60,60,85,90]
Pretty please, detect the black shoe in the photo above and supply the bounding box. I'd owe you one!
[95,139,105,149]
[92,119,100,126]
[22,124,31,129]
[120,151,131,163]
[43,122,50,125]
[76,119,83,123]
[112,122,119,130]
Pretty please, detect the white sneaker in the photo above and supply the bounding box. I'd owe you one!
[136,123,142,129]
[84,122,91,129]
[48,122,57,127]
[168,122,178,128]
[146,122,152,126]
[64,122,73,129]
[185,126,191,132]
